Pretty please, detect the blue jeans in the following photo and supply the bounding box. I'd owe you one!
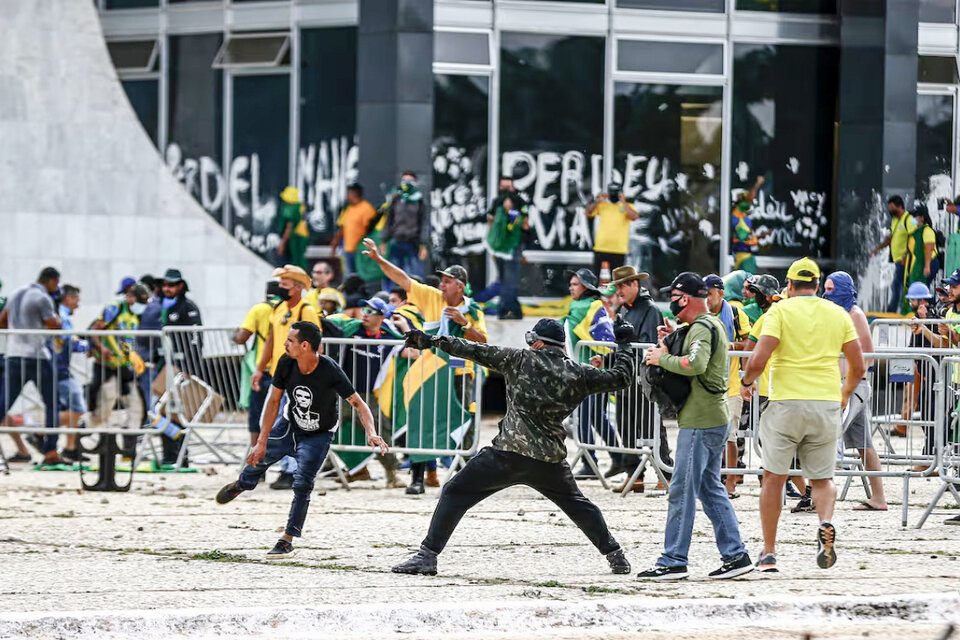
[237,420,334,537]
[389,241,423,279]
[0,357,59,453]
[495,246,523,318]
[658,425,747,568]
[886,261,905,313]
[577,396,622,465]
[344,250,357,275]
[247,373,272,433]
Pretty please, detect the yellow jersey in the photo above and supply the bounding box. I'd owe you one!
[268,297,320,375]
[592,201,631,255]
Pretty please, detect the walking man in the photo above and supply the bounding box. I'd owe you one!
[870,196,917,313]
[392,317,638,576]
[741,258,865,572]
[216,322,388,559]
[637,273,752,581]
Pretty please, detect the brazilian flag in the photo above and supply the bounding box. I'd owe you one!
[402,348,473,463]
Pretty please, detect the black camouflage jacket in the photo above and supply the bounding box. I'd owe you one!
[433,337,635,463]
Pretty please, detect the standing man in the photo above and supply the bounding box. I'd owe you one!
[234,280,282,448]
[871,196,918,313]
[731,176,765,274]
[603,266,669,492]
[331,183,378,275]
[741,258,865,572]
[382,172,429,279]
[0,267,64,465]
[305,261,345,311]
[252,265,321,490]
[486,194,529,320]
[586,183,639,275]
[52,284,88,461]
[637,273,752,580]
[216,322,388,559]
[392,318,637,576]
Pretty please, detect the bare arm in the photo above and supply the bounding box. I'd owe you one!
[0,308,6,329]
[362,238,412,291]
[464,327,487,343]
[346,393,388,454]
[620,195,639,221]
[585,193,606,218]
[233,328,253,345]
[924,241,935,274]
[251,328,273,391]
[850,307,874,369]
[747,175,765,202]
[871,234,891,256]
[840,338,866,407]
[43,315,62,330]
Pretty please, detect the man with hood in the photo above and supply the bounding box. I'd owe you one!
[276,187,310,270]
[822,271,887,512]
[564,268,622,478]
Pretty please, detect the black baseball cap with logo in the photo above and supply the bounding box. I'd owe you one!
[659,272,708,298]
[436,265,468,284]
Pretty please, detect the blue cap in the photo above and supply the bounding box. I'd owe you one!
[360,298,395,316]
[905,282,933,300]
[945,269,960,286]
[703,274,724,290]
[116,276,137,294]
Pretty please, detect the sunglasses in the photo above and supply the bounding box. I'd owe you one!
[280,311,293,325]
[362,307,382,316]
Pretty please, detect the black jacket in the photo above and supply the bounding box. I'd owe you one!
[617,288,662,345]
[161,295,203,375]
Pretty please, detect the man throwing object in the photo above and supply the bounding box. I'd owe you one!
[392,318,638,576]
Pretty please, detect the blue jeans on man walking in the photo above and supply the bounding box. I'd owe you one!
[886,261,906,313]
[237,420,334,537]
[389,241,424,279]
[658,425,747,568]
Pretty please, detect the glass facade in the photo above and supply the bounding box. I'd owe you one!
[916,93,954,202]
[121,79,158,146]
[920,0,957,22]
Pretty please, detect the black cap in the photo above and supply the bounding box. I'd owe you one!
[659,272,708,298]
[528,318,565,347]
[564,268,600,294]
[436,265,468,285]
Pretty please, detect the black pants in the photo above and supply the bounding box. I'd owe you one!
[421,447,620,555]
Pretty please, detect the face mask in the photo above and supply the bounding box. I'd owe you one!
[130,302,147,315]
[276,288,292,301]
[669,297,684,318]
[161,297,177,310]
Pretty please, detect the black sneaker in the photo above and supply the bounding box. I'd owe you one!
[636,565,688,581]
[708,552,754,580]
[785,480,801,498]
[266,539,296,560]
[606,548,631,575]
[945,515,960,525]
[61,449,89,463]
[270,473,294,490]
[816,522,837,569]
[603,462,627,479]
[405,481,425,495]
[216,481,245,505]
[392,546,438,575]
[791,495,815,513]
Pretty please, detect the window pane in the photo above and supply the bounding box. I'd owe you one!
[618,0,724,11]
[500,33,604,296]
[916,94,954,203]
[736,0,836,13]
[618,40,723,74]
[167,34,224,223]
[121,79,158,146]
[732,44,840,259]
[215,35,289,68]
[299,27,358,244]
[431,75,490,292]
[108,40,157,71]
[231,74,290,259]
[614,84,723,287]
[435,31,490,65]
[105,0,157,8]
[919,56,959,84]
[920,0,956,22]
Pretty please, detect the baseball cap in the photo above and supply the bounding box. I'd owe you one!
[703,274,724,291]
[601,283,617,297]
[436,265,468,285]
[905,282,933,300]
[525,318,565,347]
[944,269,960,286]
[786,257,821,283]
[116,276,137,294]
[659,272,708,298]
[360,298,394,316]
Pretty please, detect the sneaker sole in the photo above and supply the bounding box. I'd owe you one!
[817,526,837,569]
[265,550,297,560]
[637,572,689,581]
[708,565,755,580]
[391,567,437,576]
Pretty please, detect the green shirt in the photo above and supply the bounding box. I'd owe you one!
[658,313,730,429]
[741,300,763,323]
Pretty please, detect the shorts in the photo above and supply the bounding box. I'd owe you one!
[841,379,873,450]
[726,395,743,442]
[58,378,88,413]
[759,399,841,480]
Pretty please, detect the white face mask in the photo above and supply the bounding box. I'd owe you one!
[130,302,147,315]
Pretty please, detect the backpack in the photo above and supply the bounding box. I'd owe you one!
[640,318,726,420]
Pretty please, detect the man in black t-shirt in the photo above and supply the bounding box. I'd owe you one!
[216,322,388,559]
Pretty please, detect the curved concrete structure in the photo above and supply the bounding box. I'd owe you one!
[0,0,269,325]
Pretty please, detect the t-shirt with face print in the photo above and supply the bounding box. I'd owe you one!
[272,354,356,434]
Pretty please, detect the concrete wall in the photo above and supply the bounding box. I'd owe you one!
[0,0,270,327]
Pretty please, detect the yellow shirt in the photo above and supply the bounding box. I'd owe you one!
[268,297,320,375]
[760,296,858,402]
[907,225,939,260]
[889,213,918,263]
[240,301,275,363]
[726,302,752,397]
[304,287,346,311]
[337,200,379,252]
[408,281,488,339]
[592,201,631,255]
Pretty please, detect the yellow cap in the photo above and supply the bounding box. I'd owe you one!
[786,257,821,283]
[280,186,300,204]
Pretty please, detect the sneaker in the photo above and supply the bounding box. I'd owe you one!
[708,552,754,580]
[405,481,425,495]
[573,464,598,479]
[270,473,294,490]
[216,481,245,505]
[945,515,960,525]
[755,553,778,573]
[816,522,837,569]
[636,565,688,581]
[791,495,815,513]
[8,453,32,463]
[392,546,438,575]
[266,539,296,560]
[603,462,627,479]
[785,481,801,498]
[606,548,631,575]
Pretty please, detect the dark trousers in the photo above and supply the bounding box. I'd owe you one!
[422,447,620,555]
[886,261,905,313]
[0,357,58,453]
[237,421,334,537]
[593,251,626,275]
[247,373,272,433]
[495,246,523,319]
[616,386,672,479]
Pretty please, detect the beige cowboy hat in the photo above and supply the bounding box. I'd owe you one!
[609,265,650,286]
[272,265,312,288]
